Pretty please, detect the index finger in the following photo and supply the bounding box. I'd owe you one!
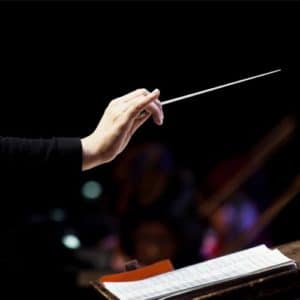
[128,89,161,118]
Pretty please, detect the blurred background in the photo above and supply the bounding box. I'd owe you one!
[1,1,300,299]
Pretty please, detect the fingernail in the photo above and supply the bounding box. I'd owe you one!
[152,88,159,94]
[159,115,163,125]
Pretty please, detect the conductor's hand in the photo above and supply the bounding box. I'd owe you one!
[81,89,163,171]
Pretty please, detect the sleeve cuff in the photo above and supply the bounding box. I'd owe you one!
[55,137,82,175]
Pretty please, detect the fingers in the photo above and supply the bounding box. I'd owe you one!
[118,88,149,102]
[140,90,163,125]
[109,88,164,129]
[129,89,164,125]
[131,111,151,134]
[120,111,151,153]
[140,99,163,125]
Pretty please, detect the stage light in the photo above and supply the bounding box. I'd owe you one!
[62,234,81,249]
[81,180,102,200]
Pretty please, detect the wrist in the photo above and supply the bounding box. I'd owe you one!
[81,135,102,171]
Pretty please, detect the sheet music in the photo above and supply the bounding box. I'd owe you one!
[103,245,295,300]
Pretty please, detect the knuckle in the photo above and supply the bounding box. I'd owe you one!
[109,99,117,107]
[137,88,149,95]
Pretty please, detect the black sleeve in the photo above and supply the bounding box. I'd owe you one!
[0,137,82,174]
[0,136,83,211]
[0,137,82,176]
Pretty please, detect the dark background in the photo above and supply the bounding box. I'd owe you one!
[0,1,299,158]
[1,1,300,299]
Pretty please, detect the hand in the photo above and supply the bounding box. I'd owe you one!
[81,89,163,171]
